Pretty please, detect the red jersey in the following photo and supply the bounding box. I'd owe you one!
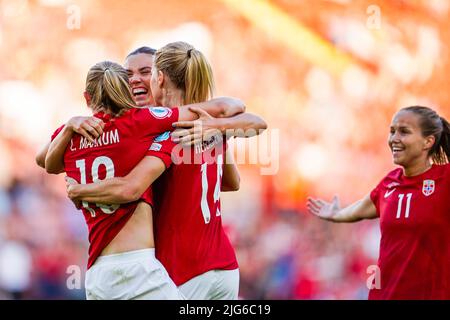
[147,132,238,285]
[369,164,450,299]
[51,107,179,269]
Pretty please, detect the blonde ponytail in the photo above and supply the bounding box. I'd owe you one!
[154,42,215,105]
[185,48,215,104]
[85,61,136,116]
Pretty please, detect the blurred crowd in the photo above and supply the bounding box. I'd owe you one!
[0,136,87,299]
[0,138,379,299]
[1,0,449,299]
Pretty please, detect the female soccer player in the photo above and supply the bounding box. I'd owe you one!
[124,46,156,107]
[44,60,247,300]
[64,42,267,300]
[307,106,450,299]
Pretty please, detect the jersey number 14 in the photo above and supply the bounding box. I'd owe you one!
[200,154,223,224]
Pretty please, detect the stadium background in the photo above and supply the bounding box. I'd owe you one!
[0,0,449,299]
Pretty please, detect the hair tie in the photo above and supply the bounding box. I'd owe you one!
[187,48,193,58]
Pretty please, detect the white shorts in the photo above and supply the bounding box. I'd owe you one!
[178,268,239,300]
[85,248,184,300]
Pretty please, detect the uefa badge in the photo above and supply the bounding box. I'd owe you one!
[422,180,435,197]
[149,107,172,119]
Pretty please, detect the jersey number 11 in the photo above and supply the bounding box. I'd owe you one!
[396,193,412,219]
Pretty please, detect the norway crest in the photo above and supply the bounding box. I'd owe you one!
[422,179,435,196]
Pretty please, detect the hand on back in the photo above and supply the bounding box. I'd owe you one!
[172,107,222,147]
[67,116,105,143]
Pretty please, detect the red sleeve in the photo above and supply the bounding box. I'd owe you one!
[133,107,179,137]
[146,133,177,169]
[51,124,65,141]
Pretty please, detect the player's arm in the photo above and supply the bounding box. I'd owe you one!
[221,148,240,192]
[172,108,267,146]
[307,194,378,223]
[178,97,245,121]
[36,142,50,169]
[45,117,105,174]
[67,156,166,204]
[46,125,77,174]
[216,112,267,137]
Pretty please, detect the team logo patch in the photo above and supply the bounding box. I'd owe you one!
[149,107,172,119]
[149,143,162,151]
[422,179,435,196]
[154,131,170,142]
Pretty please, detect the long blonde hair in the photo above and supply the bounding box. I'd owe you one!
[85,61,136,116]
[154,42,215,104]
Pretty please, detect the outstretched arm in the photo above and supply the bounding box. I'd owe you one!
[307,194,378,223]
[67,156,166,205]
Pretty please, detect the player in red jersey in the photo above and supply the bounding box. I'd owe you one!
[124,46,156,107]
[65,42,267,300]
[42,60,247,300]
[307,106,450,300]
[35,46,244,169]
[36,46,157,168]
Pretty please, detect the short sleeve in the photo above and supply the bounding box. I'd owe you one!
[51,124,66,141]
[133,107,179,137]
[146,132,178,169]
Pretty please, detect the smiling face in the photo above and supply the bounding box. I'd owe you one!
[388,110,435,169]
[124,53,155,106]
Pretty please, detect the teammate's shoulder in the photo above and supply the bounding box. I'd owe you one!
[147,106,173,119]
[374,167,402,189]
[131,106,173,119]
[125,107,141,116]
[433,162,450,176]
[124,107,148,123]
[385,167,403,180]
